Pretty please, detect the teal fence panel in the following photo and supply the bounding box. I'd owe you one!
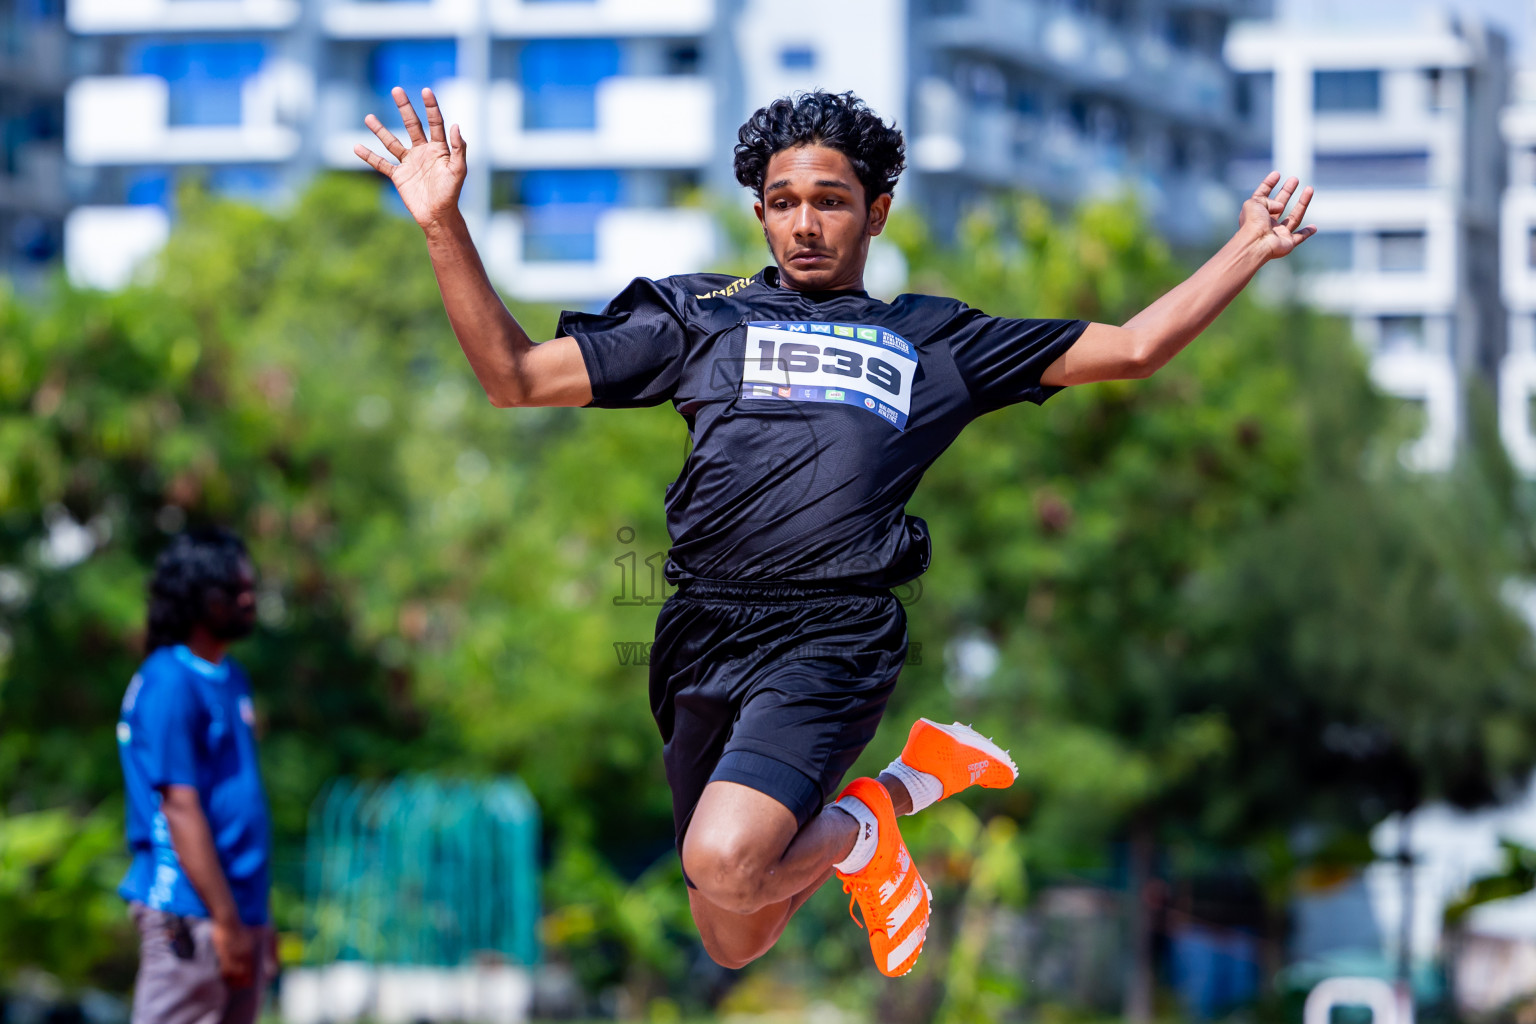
[302,775,540,967]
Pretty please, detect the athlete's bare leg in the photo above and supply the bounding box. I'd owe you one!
[682,773,913,967]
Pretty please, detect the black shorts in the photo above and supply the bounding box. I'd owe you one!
[649,577,908,859]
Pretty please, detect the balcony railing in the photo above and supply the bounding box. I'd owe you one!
[64,205,172,290]
[68,0,301,34]
[487,0,712,37]
[920,0,1233,124]
[322,0,477,38]
[481,206,714,303]
[1502,190,1536,313]
[66,69,304,165]
[324,76,713,169]
[319,0,712,37]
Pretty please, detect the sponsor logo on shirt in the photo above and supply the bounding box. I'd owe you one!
[810,323,833,334]
[856,327,878,342]
[864,397,876,409]
[826,389,845,400]
[694,275,757,300]
[877,404,898,424]
[881,331,910,354]
[794,387,819,400]
[777,386,792,398]
[833,325,855,338]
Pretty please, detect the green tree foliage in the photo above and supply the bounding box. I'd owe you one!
[0,175,686,988]
[0,804,130,986]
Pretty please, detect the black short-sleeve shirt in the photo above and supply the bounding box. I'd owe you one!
[558,265,1088,588]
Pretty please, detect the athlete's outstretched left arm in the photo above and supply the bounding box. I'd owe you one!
[1040,172,1316,387]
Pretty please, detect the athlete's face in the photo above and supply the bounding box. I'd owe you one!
[754,144,891,293]
[204,558,257,642]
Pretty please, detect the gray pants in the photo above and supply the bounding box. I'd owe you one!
[129,902,274,1024]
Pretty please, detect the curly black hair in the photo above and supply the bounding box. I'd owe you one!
[734,91,906,205]
[145,527,250,655]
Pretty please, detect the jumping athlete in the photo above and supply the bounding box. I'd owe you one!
[355,88,1315,976]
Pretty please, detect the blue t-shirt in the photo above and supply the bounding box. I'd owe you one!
[116,645,271,925]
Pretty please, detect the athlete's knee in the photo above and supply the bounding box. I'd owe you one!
[689,899,782,968]
[681,833,773,915]
[697,927,768,970]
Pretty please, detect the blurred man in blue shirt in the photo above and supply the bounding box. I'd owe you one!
[116,528,274,1024]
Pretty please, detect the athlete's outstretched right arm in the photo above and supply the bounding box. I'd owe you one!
[354,87,592,408]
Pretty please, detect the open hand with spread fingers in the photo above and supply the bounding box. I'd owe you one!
[353,86,466,230]
[1240,171,1318,261]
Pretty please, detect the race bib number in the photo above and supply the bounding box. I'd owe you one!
[740,321,917,430]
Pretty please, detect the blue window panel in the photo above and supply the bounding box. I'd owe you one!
[522,206,600,261]
[21,0,62,20]
[126,169,170,206]
[210,166,279,202]
[519,169,621,206]
[12,214,59,264]
[130,40,266,127]
[369,40,457,111]
[519,169,621,262]
[1313,151,1429,189]
[780,46,815,70]
[520,39,620,130]
[1298,230,1352,272]
[1314,70,1380,113]
[1,116,23,175]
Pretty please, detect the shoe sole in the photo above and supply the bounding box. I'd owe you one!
[920,719,1019,783]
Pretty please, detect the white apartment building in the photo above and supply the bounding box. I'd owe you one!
[63,0,721,300]
[56,0,1275,303]
[1,0,67,285]
[905,0,1264,248]
[1226,10,1509,471]
[1501,69,1536,473]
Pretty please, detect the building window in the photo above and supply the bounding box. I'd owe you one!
[1235,72,1273,127]
[1377,230,1426,272]
[1314,70,1380,113]
[1169,136,1188,172]
[1229,147,1273,193]
[1298,230,1352,272]
[521,39,620,131]
[10,214,58,264]
[210,165,279,203]
[369,40,456,117]
[1379,316,1425,351]
[519,169,621,262]
[131,40,266,127]
[780,46,815,70]
[1313,151,1429,189]
[125,168,170,206]
[1423,67,1449,111]
[665,43,699,75]
[1166,9,1219,54]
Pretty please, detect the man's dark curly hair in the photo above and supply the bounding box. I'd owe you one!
[734,91,906,205]
[145,527,250,655]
